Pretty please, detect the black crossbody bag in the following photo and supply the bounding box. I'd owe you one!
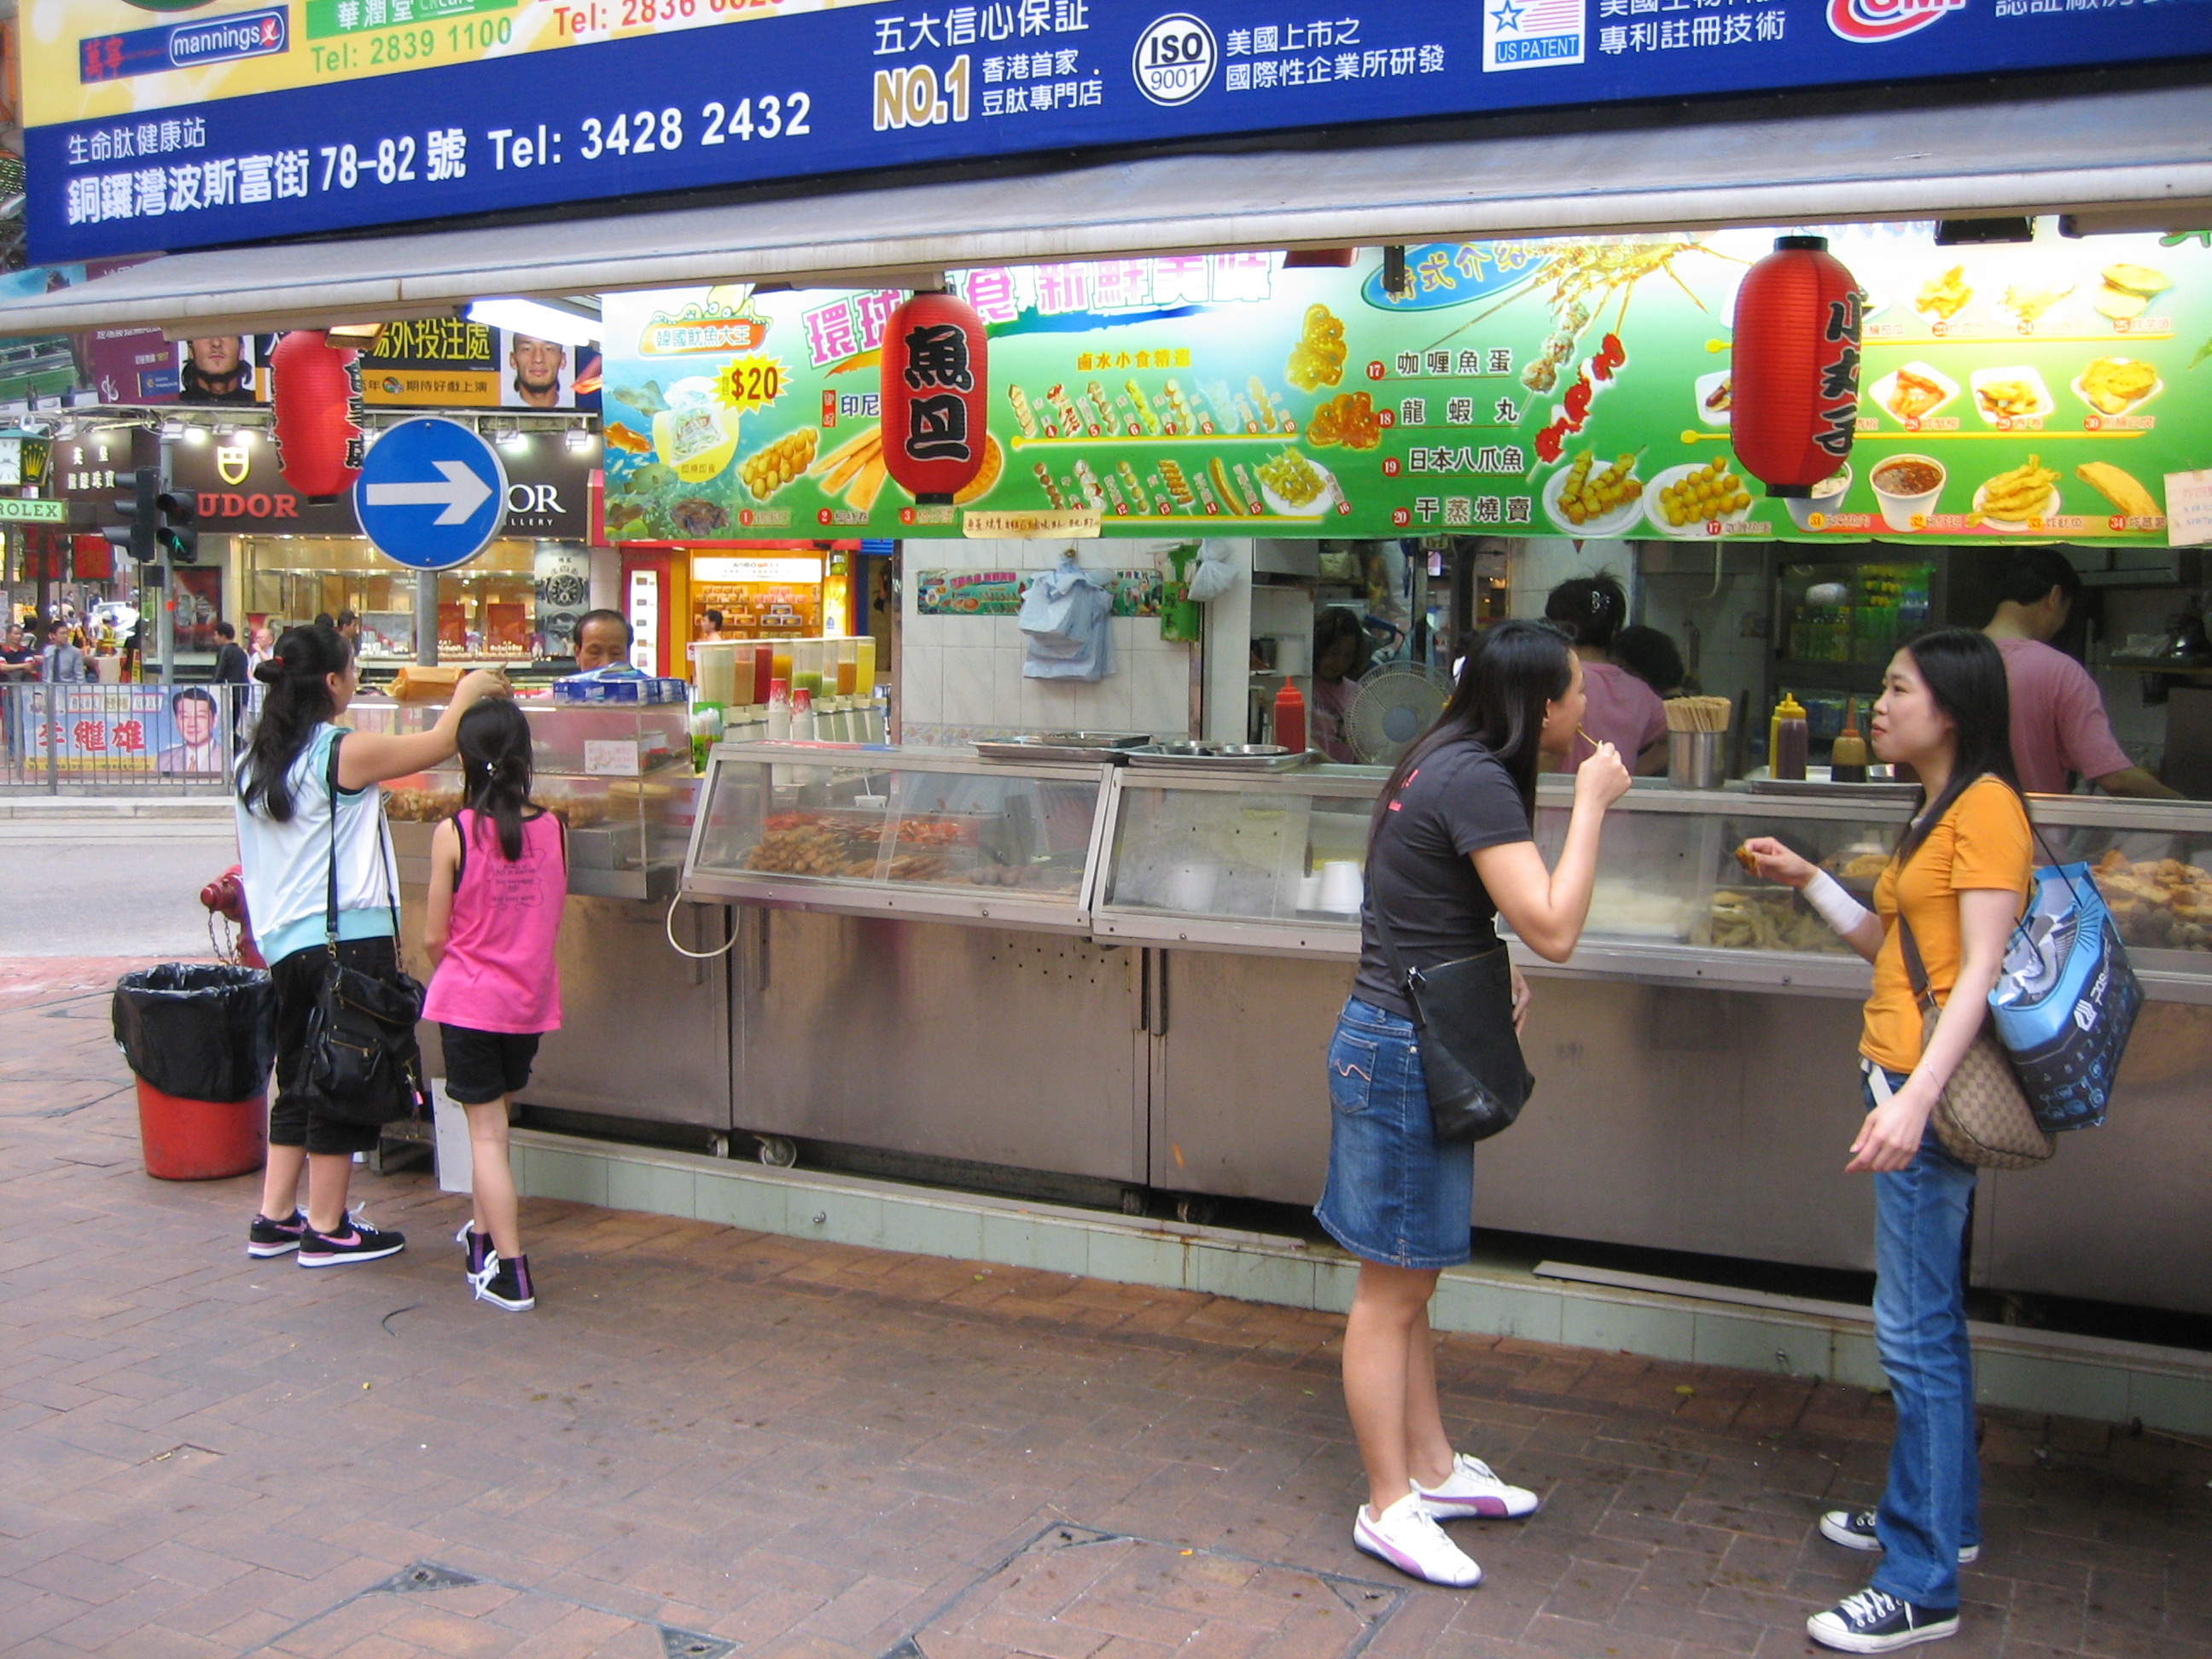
[1366,900,1535,1146]
[299,732,430,1126]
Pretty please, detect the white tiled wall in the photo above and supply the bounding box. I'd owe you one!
[899,538,1217,746]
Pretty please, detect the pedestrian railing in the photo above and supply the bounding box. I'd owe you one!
[0,680,252,795]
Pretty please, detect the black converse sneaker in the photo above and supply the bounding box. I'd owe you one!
[1820,1510,1980,1564]
[456,1220,493,1278]
[247,1210,308,1257]
[296,1211,406,1267]
[472,1254,534,1312]
[1807,1588,1959,1652]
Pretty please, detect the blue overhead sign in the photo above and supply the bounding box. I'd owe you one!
[352,416,507,572]
[25,0,2212,264]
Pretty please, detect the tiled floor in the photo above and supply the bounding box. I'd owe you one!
[2,956,2208,1658]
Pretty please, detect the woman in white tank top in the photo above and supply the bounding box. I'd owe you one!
[234,621,508,1269]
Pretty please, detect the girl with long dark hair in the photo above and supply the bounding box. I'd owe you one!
[422,701,568,1313]
[1742,629,2029,1653]
[1545,574,1668,776]
[236,623,507,1267]
[1321,619,1632,1587]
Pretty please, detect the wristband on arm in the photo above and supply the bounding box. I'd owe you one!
[1802,870,1872,938]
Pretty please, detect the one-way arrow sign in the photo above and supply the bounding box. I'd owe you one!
[352,416,508,570]
[363,460,496,526]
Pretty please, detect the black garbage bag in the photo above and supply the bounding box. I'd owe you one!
[112,964,277,1103]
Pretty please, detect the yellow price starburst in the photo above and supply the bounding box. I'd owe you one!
[715,355,789,416]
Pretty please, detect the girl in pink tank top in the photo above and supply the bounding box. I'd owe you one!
[423,701,567,1313]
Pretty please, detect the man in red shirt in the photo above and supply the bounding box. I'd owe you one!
[1984,549,2180,799]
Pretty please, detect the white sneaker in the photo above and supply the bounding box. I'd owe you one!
[1353,1490,1483,1587]
[1414,1454,1541,1521]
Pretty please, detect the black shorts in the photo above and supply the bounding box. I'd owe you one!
[268,937,395,1158]
[439,1024,541,1106]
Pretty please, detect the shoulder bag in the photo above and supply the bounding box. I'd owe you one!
[1368,902,1534,1145]
[1988,847,2142,1133]
[1895,913,2054,1169]
[299,732,430,1127]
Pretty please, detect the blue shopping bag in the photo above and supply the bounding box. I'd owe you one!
[1988,860,2142,1133]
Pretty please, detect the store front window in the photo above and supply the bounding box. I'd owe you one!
[234,536,581,662]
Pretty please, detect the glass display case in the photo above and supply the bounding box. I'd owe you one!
[682,742,1111,933]
[361,698,697,901]
[1091,766,1387,956]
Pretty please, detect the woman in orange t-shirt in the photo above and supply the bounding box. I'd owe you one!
[1742,629,2029,1656]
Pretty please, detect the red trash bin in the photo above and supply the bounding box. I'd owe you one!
[134,1081,267,1181]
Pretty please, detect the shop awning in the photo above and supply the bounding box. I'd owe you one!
[3,82,2209,337]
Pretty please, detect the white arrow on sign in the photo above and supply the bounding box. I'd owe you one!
[362,459,495,526]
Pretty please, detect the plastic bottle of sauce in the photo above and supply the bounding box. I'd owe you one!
[1273,681,1308,755]
[1830,699,1869,783]
[1769,693,1809,782]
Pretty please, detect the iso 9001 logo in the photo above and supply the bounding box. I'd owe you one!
[1132,15,1218,105]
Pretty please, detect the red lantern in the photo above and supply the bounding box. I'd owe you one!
[879,292,988,504]
[1728,236,1863,498]
[269,329,364,503]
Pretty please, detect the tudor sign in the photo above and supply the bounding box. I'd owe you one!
[55,432,591,537]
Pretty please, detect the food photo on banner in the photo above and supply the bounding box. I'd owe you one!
[20,0,2212,263]
[597,226,2209,545]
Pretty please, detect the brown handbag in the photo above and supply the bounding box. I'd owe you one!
[1895,915,2055,1170]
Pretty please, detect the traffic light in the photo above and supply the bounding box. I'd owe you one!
[103,466,159,564]
[156,489,198,564]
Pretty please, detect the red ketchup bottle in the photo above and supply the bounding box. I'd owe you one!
[1273,681,1307,754]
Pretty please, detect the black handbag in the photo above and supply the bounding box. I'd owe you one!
[299,733,429,1127]
[1368,902,1534,1144]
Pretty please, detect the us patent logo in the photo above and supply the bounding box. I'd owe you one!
[1827,0,1966,43]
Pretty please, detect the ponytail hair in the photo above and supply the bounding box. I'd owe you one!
[456,699,536,861]
[237,623,352,822]
[1544,573,1629,650]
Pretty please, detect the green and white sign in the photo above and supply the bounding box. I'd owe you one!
[601,225,2212,545]
[0,498,67,524]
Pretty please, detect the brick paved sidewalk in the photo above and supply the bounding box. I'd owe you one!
[2,958,2208,1659]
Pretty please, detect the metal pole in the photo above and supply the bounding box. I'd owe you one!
[415,569,439,667]
[157,549,173,693]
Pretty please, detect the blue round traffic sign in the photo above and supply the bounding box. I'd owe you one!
[352,416,508,570]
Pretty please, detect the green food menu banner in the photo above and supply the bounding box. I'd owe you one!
[599,225,2211,545]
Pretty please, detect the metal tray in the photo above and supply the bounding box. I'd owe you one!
[975,731,1154,764]
[1124,742,1315,773]
[1744,771,1919,802]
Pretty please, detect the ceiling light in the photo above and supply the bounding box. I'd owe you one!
[159,418,186,439]
[464,297,602,347]
[222,428,254,445]
[497,428,528,451]
[182,427,209,445]
[565,428,596,451]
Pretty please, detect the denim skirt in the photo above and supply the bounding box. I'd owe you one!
[1314,997,1476,1269]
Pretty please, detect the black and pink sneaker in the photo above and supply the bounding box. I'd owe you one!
[247,1210,308,1257]
[456,1220,493,1278]
[472,1254,534,1312]
[296,1211,406,1267]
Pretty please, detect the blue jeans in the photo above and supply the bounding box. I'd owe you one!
[1866,1063,1980,1610]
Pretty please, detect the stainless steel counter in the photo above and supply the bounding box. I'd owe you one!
[476,742,2212,1314]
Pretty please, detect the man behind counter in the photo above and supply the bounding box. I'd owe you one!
[1984,547,2181,800]
[572,609,636,672]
